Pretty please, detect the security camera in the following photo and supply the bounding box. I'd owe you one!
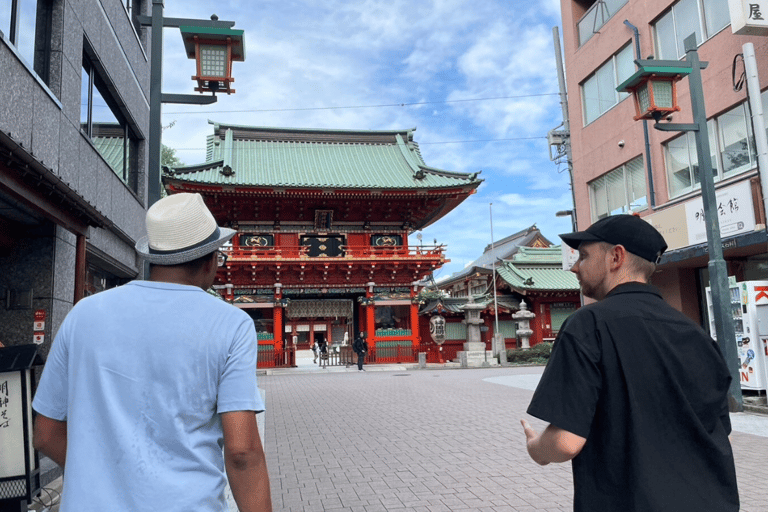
[618,140,625,148]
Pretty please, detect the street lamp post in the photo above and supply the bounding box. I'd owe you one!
[138,0,245,207]
[617,34,743,411]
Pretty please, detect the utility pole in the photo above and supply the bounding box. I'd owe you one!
[549,26,577,232]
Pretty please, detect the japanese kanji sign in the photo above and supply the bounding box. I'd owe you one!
[730,0,768,35]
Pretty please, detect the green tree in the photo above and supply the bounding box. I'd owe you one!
[161,144,184,169]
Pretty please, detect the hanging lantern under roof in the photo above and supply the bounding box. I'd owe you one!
[179,25,245,95]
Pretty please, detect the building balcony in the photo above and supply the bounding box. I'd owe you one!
[221,244,446,262]
[217,244,446,288]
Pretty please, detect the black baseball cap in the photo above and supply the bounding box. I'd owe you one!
[560,215,668,264]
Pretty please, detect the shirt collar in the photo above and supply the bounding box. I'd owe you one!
[604,281,662,299]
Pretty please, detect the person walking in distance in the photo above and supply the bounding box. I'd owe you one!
[353,332,368,371]
[32,193,273,512]
[521,214,738,512]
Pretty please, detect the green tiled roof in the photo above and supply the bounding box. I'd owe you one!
[497,262,579,292]
[511,246,567,264]
[497,246,579,291]
[165,123,482,190]
[419,294,520,315]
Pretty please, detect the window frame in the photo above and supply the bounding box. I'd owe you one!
[663,102,756,199]
[1,0,52,84]
[653,0,731,60]
[80,52,140,191]
[581,44,634,125]
[589,156,648,221]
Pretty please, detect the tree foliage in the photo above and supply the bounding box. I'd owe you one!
[161,144,184,169]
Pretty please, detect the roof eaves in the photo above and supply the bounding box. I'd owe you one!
[165,160,225,176]
[421,165,482,182]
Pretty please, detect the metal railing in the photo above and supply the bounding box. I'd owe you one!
[257,345,296,368]
[221,244,445,261]
[577,0,628,46]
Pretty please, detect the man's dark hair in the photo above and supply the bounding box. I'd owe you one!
[149,251,216,273]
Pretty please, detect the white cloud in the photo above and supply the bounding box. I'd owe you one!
[156,0,575,282]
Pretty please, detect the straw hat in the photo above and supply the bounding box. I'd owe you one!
[135,193,236,265]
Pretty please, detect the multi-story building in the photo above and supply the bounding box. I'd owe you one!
[0,0,150,354]
[561,0,768,325]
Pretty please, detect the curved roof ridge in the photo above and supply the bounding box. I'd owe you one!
[208,120,417,140]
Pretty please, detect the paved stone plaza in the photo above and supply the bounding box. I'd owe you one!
[261,365,768,512]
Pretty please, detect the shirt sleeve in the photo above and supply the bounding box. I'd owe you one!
[217,318,263,414]
[526,312,602,439]
[32,320,71,421]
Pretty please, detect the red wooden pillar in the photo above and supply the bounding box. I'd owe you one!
[365,281,376,346]
[74,234,86,304]
[273,284,283,342]
[410,284,420,347]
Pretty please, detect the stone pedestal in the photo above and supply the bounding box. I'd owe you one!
[457,296,495,366]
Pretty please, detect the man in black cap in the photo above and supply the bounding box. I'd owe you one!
[520,214,738,512]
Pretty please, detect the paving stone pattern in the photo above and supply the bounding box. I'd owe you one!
[261,367,768,512]
[261,366,768,511]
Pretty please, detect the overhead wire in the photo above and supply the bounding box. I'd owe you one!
[163,93,560,115]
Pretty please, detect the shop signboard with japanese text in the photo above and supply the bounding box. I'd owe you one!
[729,0,768,35]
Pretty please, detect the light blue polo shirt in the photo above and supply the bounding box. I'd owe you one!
[33,281,264,512]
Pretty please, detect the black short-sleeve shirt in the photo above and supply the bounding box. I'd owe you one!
[527,282,738,512]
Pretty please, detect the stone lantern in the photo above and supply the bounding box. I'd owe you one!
[459,296,493,366]
[512,300,535,350]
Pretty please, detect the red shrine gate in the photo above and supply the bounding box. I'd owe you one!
[163,123,482,367]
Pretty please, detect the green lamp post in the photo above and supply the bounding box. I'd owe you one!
[617,34,743,411]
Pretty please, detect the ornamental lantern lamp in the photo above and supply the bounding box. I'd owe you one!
[616,61,692,121]
[0,345,44,511]
[429,314,446,345]
[429,314,446,363]
[179,24,245,95]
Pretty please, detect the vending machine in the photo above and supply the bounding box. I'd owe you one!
[706,280,768,391]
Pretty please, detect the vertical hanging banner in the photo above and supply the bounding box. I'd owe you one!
[33,309,46,344]
[729,0,768,35]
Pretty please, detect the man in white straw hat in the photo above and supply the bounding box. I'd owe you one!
[32,193,272,511]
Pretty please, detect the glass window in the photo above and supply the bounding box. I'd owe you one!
[1,0,51,82]
[596,60,616,115]
[653,0,730,60]
[718,103,754,175]
[627,157,648,211]
[666,134,694,197]
[654,11,678,61]
[664,104,753,198]
[577,0,629,46]
[583,75,601,125]
[702,0,730,36]
[581,45,634,125]
[590,156,647,220]
[674,0,702,57]
[81,54,140,190]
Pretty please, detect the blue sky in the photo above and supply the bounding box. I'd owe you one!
[158,0,573,280]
